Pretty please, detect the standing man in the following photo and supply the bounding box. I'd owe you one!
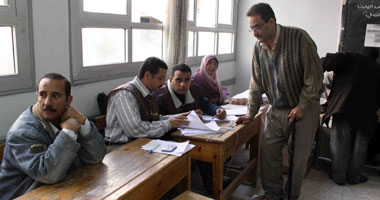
[105,57,189,144]
[237,3,322,200]
[0,73,107,200]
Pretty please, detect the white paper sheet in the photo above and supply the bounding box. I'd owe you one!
[202,115,238,122]
[141,139,195,156]
[225,107,247,116]
[182,110,221,131]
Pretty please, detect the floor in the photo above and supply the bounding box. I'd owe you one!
[190,146,380,200]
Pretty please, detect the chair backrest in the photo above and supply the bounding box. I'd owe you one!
[97,92,108,115]
[0,143,5,164]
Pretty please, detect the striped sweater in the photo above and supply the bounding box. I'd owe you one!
[247,25,323,118]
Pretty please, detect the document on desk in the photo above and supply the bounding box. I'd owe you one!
[179,110,223,136]
[202,115,238,122]
[224,106,247,116]
[141,139,194,156]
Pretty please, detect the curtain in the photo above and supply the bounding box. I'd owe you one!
[163,0,188,74]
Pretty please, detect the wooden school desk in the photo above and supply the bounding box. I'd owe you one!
[171,112,262,200]
[17,138,191,200]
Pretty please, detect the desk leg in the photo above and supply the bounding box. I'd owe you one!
[213,152,224,200]
[249,131,260,187]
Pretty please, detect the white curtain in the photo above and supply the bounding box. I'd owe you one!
[163,0,188,73]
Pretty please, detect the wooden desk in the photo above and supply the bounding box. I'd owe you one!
[17,138,191,200]
[172,112,262,200]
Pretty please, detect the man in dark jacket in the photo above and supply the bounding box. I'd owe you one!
[322,52,380,185]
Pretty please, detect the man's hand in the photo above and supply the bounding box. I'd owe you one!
[61,118,81,133]
[215,108,226,119]
[288,106,304,123]
[170,113,190,128]
[194,109,203,119]
[236,115,252,124]
[61,105,86,125]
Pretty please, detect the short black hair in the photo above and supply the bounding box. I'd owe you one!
[246,3,276,23]
[171,64,192,76]
[37,73,71,97]
[138,57,168,79]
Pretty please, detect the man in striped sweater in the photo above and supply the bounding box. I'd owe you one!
[237,3,323,200]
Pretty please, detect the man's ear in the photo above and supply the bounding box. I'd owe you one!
[144,71,152,80]
[169,76,173,83]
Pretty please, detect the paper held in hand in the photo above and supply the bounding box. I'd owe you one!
[178,110,224,136]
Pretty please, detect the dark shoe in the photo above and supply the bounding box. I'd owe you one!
[347,175,368,185]
[329,173,345,186]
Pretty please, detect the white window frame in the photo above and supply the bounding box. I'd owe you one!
[187,0,237,66]
[69,0,164,85]
[0,0,34,96]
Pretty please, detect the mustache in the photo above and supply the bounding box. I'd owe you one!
[255,34,262,38]
[43,106,56,112]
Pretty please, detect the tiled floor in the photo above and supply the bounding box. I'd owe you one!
[190,145,380,200]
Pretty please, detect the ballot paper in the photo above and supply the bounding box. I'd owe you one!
[202,115,238,122]
[182,110,221,131]
[225,106,247,116]
[141,139,194,156]
[178,110,224,136]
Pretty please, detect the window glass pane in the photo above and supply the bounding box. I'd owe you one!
[132,0,167,24]
[218,32,234,54]
[0,26,16,76]
[132,29,162,62]
[188,0,194,21]
[0,0,8,6]
[196,0,216,27]
[83,0,127,15]
[188,31,195,57]
[82,28,125,67]
[218,0,233,24]
[198,31,215,56]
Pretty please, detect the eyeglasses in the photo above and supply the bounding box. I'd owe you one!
[248,22,267,32]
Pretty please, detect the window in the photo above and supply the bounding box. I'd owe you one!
[187,0,236,64]
[0,0,34,96]
[70,0,167,84]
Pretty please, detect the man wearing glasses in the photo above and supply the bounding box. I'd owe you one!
[237,3,323,200]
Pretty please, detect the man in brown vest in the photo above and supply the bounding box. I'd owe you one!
[105,57,189,144]
[159,63,226,119]
[158,64,226,194]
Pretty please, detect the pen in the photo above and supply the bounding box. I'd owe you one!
[148,144,160,154]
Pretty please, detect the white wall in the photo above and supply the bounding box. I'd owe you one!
[0,0,236,140]
[235,0,343,93]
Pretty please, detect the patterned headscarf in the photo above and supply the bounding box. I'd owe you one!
[192,55,224,105]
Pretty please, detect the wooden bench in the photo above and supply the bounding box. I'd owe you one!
[174,191,213,200]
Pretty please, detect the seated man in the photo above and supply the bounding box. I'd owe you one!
[105,57,189,144]
[158,63,226,194]
[0,73,107,200]
[159,63,226,119]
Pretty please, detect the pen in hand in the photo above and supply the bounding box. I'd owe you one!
[148,144,160,154]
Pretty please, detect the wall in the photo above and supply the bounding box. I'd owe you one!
[235,0,343,93]
[0,0,236,140]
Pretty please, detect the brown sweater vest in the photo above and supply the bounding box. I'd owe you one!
[159,84,200,115]
[109,83,159,122]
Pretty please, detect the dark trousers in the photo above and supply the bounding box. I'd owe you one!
[330,115,370,183]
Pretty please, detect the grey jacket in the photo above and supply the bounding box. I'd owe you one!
[0,106,107,200]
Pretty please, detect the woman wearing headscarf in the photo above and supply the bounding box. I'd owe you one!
[192,55,224,105]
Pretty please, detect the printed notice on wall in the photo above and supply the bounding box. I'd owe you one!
[364,24,380,47]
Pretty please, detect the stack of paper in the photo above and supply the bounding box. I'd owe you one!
[202,115,238,122]
[179,111,223,136]
[141,139,194,156]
